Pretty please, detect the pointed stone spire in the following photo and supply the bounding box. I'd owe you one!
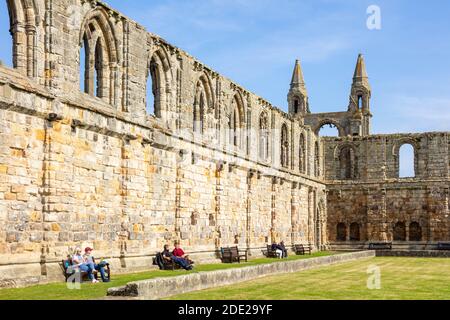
[290,59,306,89]
[352,54,370,88]
[348,53,372,135]
[288,59,309,115]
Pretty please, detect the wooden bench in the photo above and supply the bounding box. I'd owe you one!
[61,258,111,282]
[162,258,182,270]
[220,246,248,263]
[293,244,312,255]
[262,245,279,258]
[437,243,450,250]
[368,242,393,250]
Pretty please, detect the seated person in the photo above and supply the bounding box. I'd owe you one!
[72,247,97,283]
[271,242,283,259]
[172,242,194,265]
[278,241,288,259]
[83,247,110,283]
[162,244,193,271]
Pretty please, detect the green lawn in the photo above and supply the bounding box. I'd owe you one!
[169,257,450,300]
[0,251,333,300]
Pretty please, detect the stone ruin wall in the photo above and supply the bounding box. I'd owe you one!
[0,0,448,288]
[323,133,450,249]
[0,0,327,287]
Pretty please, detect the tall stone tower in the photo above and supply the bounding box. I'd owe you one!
[348,54,372,136]
[288,59,309,117]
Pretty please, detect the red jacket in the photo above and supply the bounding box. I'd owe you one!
[172,248,185,257]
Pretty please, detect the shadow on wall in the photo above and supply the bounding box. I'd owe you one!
[0,1,12,67]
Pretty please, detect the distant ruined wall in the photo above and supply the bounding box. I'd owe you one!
[323,133,450,248]
[0,0,326,287]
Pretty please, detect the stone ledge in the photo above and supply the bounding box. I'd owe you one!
[107,251,375,300]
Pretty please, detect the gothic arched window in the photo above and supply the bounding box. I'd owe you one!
[79,9,119,105]
[229,94,244,148]
[339,146,357,180]
[314,142,320,177]
[259,112,269,160]
[281,124,289,168]
[299,133,306,174]
[193,74,214,134]
[5,0,39,77]
[399,143,416,178]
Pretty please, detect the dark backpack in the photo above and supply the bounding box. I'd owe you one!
[153,252,165,270]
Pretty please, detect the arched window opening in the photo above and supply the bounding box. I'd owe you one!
[314,142,320,177]
[3,0,38,77]
[336,223,347,242]
[294,99,299,114]
[350,223,360,241]
[409,222,422,241]
[0,2,12,67]
[193,91,205,133]
[193,75,213,134]
[299,134,306,174]
[229,94,243,148]
[80,36,88,93]
[281,124,289,168]
[79,9,119,105]
[146,64,156,115]
[259,113,269,160]
[94,39,103,98]
[339,146,357,180]
[148,57,164,118]
[393,222,406,241]
[318,123,339,137]
[358,95,363,109]
[399,144,415,178]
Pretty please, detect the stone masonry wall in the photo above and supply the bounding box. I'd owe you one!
[323,134,450,248]
[0,0,448,288]
[0,0,327,287]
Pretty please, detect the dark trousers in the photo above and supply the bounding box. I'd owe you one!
[173,257,191,270]
[94,264,108,281]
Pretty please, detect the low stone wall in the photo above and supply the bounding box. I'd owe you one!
[376,250,450,258]
[107,251,375,300]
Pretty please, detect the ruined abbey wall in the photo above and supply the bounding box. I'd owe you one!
[0,0,326,287]
[0,0,448,289]
[323,133,450,248]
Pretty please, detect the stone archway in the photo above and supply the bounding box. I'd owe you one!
[314,119,346,137]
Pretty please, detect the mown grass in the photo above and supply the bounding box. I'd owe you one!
[0,251,333,300]
[169,257,450,300]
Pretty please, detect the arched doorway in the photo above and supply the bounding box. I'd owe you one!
[409,222,422,241]
[336,223,347,241]
[393,222,406,241]
[350,223,361,241]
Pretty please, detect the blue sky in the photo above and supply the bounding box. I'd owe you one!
[1,0,449,137]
